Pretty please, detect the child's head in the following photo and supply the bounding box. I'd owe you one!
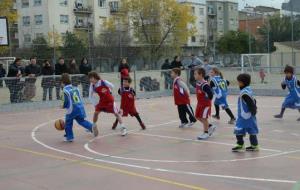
[211,67,220,77]
[237,73,251,88]
[194,68,206,81]
[61,73,71,86]
[171,68,181,79]
[88,71,101,84]
[284,65,294,78]
[123,77,132,87]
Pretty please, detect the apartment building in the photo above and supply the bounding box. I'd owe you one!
[16,0,120,47]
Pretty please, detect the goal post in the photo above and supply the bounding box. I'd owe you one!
[241,53,271,74]
[0,57,16,72]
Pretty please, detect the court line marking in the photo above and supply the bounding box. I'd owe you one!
[0,145,207,190]
[32,120,298,184]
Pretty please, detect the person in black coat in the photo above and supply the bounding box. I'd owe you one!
[79,57,92,97]
[0,64,6,87]
[161,59,172,89]
[41,60,55,101]
[6,58,25,103]
[54,57,68,100]
[170,56,183,69]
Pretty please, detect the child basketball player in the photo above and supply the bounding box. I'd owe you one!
[61,73,98,142]
[112,77,146,130]
[194,68,216,140]
[171,68,197,128]
[210,67,236,124]
[88,71,128,136]
[274,65,300,121]
[232,73,259,152]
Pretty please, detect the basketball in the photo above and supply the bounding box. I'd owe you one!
[54,119,65,131]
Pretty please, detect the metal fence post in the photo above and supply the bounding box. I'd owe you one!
[134,70,137,96]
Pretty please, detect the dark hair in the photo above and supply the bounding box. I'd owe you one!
[237,73,251,87]
[30,57,37,61]
[172,68,181,76]
[195,68,206,77]
[191,54,195,57]
[204,58,208,62]
[284,65,294,74]
[88,71,101,80]
[174,56,178,60]
[212,67,223,79]
[81,57,88,64]
[14,58,22,64]
[120,58,128,64]
[59,57,64,60]
[61,73,71,85]
[123,77,132,84]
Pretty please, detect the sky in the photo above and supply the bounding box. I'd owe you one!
[238,0,286,10]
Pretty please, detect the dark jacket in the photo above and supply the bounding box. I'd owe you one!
[55,63,68,75]
[79,63,92,75]
[25,64,41,76]
[69,64,80,86]
[7,63,24,77]
[0,67,6,78]
[170,60,182,69]
[41,65,55,88]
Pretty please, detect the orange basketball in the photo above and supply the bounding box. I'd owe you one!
[54,119,65,131]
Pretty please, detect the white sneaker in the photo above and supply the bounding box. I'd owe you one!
[64,138,74,142]
[197,133,209,140]
[179,123,188,128]
[188,122,196,127]
[208,125,217,136]
[92,124,99,137]
[121,127,128,136]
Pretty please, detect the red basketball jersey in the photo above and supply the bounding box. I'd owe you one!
[196,81,211,106]
[93,80,114,106]
[173,77,190,105]
[120,87,138,116]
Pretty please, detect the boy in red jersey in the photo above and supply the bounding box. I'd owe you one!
[171,68,197,128]
[112,77,146,130]
[194,68,216,140]
[88,72,127,136]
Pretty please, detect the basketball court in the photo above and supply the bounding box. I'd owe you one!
[1,95,300,190]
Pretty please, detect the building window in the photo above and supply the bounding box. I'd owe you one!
[191,7,195,14]
[59,0,68,6]
[109,1,119,13]
[218,6,222,11]
[199,21,204,29]
[22,16,30,26]
[35,33,44,38]
[24,34,31,43]
[199,8,204,16]
[60,15,69,24]
[34,15,43,25]
[230,18,234,25]
[191,36,196,43]
[98,0,106,7]
[34,0,42,6]
[22,0,29,8]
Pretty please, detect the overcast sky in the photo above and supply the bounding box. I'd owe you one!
[238,0,286,9]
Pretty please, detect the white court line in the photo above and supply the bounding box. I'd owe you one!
[31,119,299,184]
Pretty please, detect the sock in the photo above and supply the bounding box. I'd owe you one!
[249,135,258,146]
[236,135,244,146]
[204,131,208,133]
[280,108,285,116]
[225,108,235,119]
[214,104,220,116]
[135,114,143,124]
[209,124,213,128]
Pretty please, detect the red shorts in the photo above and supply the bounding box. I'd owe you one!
[95,102,118,114]
[122,107,138,117]
[195,104,211,119]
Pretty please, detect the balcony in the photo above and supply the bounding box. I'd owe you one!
[109,1,119,14]
[74,23,93,31]
[74,3,92,14]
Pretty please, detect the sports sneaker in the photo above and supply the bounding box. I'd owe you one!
[197,133,209,140]
[112,120,118,130]
[246,145,259,152]
[208,125,217,136]
[121,127,128,136]
[92,124,99,137]
[274,114,283,119]
[188,122,196,127]
[140,123,146,130]
[232,145,245,152]
[64,138,74,142]
[179,123,188,128]
[212,115,220,120]
[228,118,236,125]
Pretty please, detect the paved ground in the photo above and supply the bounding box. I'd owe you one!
[1,96,300,190]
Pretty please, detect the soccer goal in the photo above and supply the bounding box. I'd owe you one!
[241,54,270,74]
[0,57,16,72]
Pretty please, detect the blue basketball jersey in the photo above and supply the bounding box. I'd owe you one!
[211,75,228,99]
[63,85,86,118]
[284,75,300,98]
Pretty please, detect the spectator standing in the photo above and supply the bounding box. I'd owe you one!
[69,58,80,87]
[41,60,55,101]
[188,54,203,87]
[202,58,213,80]
[6,58,25,103]
[55,57,68,100]
[170,56,183,69]
[0,64,6,87]
[119,58,130,88]
[161,59,172,89]
[24,57,41,101]
[79,57,92,97]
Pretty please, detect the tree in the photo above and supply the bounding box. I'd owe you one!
[120,0,195,67]
[32,37,52,61]
[0,0,17,54]
[61,32,87,60]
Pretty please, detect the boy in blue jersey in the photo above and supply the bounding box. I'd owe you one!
[210,67,236,124]
[232,73,259,152]
[61,73,98,142]
[274,65,300,121]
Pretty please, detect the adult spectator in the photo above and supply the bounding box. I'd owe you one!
[202,58,213,80]
[24,57,41,101]
[69,58,80,87]
[0,64,6,87]
[188,54,203,87]
[161,59,172,89]
[41,60,55,101]
[79,57,92,97]
[119,58,130,87]
[55,57,68,100]
[6,58,25,103]
[170,56,183,69]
